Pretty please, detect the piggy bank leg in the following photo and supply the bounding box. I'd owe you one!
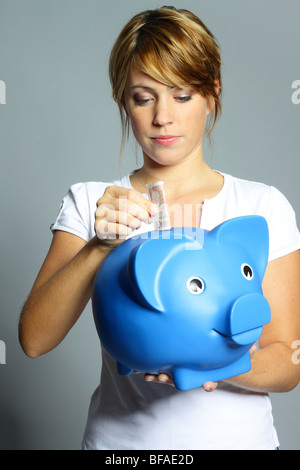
[173,353,252,391]
[117,362,134,376]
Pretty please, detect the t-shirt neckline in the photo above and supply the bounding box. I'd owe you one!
[121,170,232,205]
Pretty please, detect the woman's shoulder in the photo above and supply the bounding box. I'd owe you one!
[51,175,132,241]
[67,174,131,200]
[223,172,291,208]
[227,173,272,194]
[219,172,300,261]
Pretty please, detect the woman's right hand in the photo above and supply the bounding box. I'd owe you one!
[94,186,158,247]
[19,185,157,358]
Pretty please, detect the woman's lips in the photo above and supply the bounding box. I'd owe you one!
[151,136,180,146]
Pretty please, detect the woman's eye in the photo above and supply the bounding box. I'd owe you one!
[134,99,150,105]
[133,95,151,105]
[175,95,192,102]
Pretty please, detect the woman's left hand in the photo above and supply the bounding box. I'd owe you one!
[144,373,175,387]
[142,344,258,391]
[144,372,218,391]
[200,344,257,392]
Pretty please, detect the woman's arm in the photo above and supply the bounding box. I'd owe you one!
[19,232,109,357]
[19,186,155,358]
[224,249,300,393]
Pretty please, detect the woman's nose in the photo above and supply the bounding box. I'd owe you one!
[153,98,173,127]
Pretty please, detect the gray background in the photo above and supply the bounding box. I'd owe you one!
[0,0,299,450]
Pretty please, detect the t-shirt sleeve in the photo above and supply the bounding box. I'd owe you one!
[50,183,92,242]
[267,186,300,261]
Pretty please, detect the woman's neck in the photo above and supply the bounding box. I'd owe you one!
[130,156,222,201]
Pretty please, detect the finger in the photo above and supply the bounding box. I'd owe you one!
[118,196,157,224]
[95,219,132,240]
[203,381,218,392]
[95,186,160,241]
[144,374,157,383]
[103,187,159,221]
[158,373,175,386]
[144,373,175,387]
[97,206,142,230]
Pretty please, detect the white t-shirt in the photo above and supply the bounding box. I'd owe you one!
[51,172,300,450]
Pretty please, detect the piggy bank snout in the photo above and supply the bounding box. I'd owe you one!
[227,293,271,346]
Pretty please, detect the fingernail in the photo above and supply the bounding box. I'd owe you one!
[129,219,141,230]
[159,376,168,383]
[145,375,155,382]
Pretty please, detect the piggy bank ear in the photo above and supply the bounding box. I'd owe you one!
[212,216,269,282]
[127,234,200,312]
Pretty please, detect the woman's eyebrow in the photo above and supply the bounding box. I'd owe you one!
[130,85,156,91]
[130,85,183,92]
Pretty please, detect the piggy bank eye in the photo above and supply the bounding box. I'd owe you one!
[187,277,205,295]
[241,263,254,280]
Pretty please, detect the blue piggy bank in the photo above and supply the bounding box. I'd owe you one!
[92,216,271,391]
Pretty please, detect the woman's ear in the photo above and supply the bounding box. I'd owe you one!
[206,80,220,115]
[206,96,215,116]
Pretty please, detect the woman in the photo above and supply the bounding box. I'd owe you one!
[19,7,300,450]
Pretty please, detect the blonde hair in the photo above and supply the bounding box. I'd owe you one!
[109,6,222,156]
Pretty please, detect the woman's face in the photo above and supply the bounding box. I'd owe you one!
[124,68,214,168]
